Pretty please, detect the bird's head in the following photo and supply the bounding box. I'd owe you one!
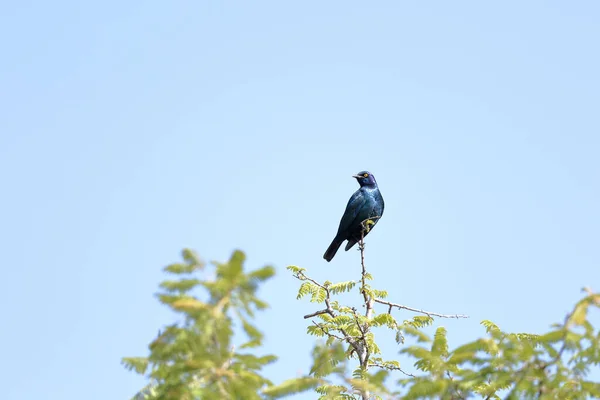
[353,171,377,187]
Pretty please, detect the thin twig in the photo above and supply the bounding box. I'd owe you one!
[295,270,328,290]
[359,217,380,320]
[351,307,370,367]
[368,361,416,378]
[357,217,381,400]
[373,298,469,319]
[303,309,331,319]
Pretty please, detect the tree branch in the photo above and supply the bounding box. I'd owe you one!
[358,219,375,320]
[303,309,332,319]
[351,307,370,368]
[368,361,416,378]
[373,298,469,319]
[356,217,381,400]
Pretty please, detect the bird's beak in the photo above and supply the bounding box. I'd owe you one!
[352,175,361,179]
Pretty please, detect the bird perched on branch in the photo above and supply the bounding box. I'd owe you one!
[323,171,385,262]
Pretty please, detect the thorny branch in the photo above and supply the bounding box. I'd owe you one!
[373,298,469,319]
[368,361,416,378]
[356,217,378,400]
[359,217,378,321]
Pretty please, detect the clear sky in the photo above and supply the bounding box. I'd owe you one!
[1,1,599,399]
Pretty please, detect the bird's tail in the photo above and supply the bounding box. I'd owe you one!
[323,236,344,262]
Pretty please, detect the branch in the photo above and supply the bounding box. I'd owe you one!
[359,217,380,320]
[294,270,328,291]
[356,217,381,400]
[351,307,370,368]
[368,361,416,378]
[373,298,469,319]
[303,309,332,319]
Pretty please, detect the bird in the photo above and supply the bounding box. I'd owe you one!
[323,171,384,262]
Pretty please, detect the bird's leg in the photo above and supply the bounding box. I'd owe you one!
[357,219,370,251]
[360,216,381,235]
[363,218,375,233]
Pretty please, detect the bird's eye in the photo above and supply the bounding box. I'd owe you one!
[363,173,369,177]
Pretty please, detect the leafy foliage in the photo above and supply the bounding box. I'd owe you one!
[123,249,278,399]
[285,262,600,399]
[125,249,600,400]
[394,290,600,399]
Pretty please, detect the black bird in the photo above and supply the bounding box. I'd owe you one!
[323,171,385,262]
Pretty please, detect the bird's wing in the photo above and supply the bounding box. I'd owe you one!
[337,189,367,235]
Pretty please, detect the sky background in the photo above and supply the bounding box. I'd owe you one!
[1,1,599,399]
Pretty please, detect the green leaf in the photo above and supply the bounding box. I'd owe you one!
[306,325,326,336]
[481,320,501,334]
[286,265,306,274]
[372,313,397,329]
[539,329,564,344]
[121,357,149,374]
[297,282,317,299]
[181,248,202,266]
[164,262,199,274]
[241,318,263,342]
[582,381,600,396]
[372,289,388,298]
[311,288,327,303]
[217,249,245,280]
[431,327,448,358]
[401,345,431,360]
[248,265,276,282]
[571,302,588,326]
[400,325,432,343]
[328,280,357,295]
[408,316,434,328]
[405,380,448,398]
[262,377,321,398]
[332,315,353,326]
[159,278,200,293]
[171,297,208,312]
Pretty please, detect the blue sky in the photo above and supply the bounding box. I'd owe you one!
[1,1,599,399]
